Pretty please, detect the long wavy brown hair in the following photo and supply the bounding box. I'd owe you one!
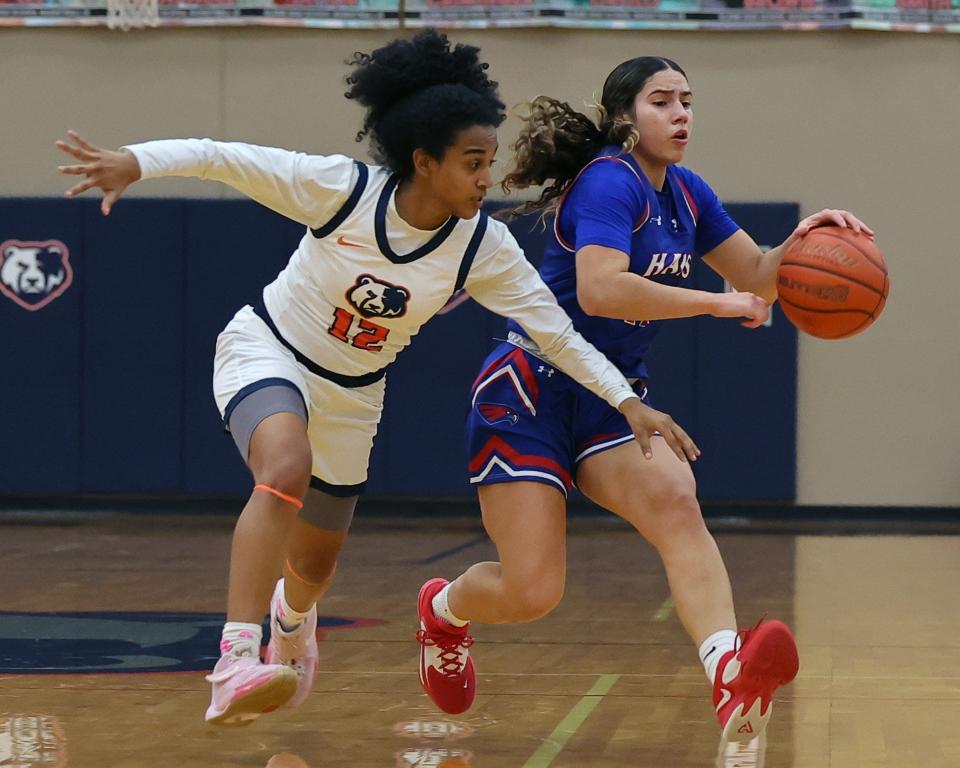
[501,57,686,217]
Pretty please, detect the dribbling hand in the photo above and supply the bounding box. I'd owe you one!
[56,130,141,216]
[791,208,874,239]
[780,208,875,257]
[619,397,700,463]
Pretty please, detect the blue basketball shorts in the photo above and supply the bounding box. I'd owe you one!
[466,342,649,497]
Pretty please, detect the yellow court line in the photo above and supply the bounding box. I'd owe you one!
[652,596,674,622]
[521,674,621,768]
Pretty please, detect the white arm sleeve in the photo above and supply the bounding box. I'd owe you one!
[124,139,357,228]
[465,223,638,410]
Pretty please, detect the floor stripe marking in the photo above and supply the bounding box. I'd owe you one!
[653,596,674,622]
[521,674,620,768]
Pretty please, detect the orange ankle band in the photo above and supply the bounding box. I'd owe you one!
[253,483,303,510]
[285,558,336,587]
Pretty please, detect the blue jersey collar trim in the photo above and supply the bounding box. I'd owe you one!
[375,174,460,264]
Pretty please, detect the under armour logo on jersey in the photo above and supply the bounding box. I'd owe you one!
[537,365,555,377]
[650,215,662,226]
[476,403,520,427]
[346,274,410,319]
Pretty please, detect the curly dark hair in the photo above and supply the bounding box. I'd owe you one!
[501,57,686,216]
[345,30,506,178]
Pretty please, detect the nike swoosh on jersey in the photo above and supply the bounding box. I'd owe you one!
[337,235,364,248]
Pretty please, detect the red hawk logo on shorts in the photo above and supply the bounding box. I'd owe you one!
[476,403,520,427]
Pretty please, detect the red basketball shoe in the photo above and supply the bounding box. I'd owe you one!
[713,618,799,742]
[416,578,476,714]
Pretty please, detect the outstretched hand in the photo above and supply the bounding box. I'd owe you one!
[56,130,141,216]
[620,397,700,463]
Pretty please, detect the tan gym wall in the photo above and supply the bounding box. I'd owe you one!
[1,28,956,506]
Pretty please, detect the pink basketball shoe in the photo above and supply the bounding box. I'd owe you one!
[204,653,298,726]
[264,579,319,708]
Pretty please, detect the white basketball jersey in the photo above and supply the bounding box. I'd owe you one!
[262,162,489,379]
[128,139,636,408]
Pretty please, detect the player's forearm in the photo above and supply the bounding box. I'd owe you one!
[125,139,224,182]
[741,245,784,303]
[527,318,637,409]
[125,139,326,226]
[125,139,301,195]
[469,267,635,409]
[126,138,293,215]
[578,272,722,322]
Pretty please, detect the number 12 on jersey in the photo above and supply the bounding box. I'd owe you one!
[328,307,390,351]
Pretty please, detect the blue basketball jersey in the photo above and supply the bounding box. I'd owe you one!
[505,147,740,379]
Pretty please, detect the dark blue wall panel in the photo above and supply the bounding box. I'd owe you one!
[0,198,797,502]
[181,201,302,494]
[81,200,186,492]
[691,204,798,500]
[0,200,84,493]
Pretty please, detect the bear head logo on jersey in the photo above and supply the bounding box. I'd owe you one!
[346,274,410,319]
[0,240,73,312]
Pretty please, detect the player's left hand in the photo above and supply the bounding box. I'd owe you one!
[56,130,141,216]
[619,397,700,463]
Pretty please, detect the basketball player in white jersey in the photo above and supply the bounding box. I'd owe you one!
[56,30,699,726]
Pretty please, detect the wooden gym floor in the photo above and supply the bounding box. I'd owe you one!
[1,508,958,768]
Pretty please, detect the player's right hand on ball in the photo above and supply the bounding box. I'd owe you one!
[713,291,770,329]
[56,130,141,216]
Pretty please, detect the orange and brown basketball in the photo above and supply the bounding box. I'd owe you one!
[776,225,889,339]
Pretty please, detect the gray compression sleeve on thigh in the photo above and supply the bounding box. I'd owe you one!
[228,385,308,461]
[298,488,358,532]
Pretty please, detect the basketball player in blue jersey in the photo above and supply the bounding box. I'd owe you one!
[415,57,873,741]
[55,33,700,727]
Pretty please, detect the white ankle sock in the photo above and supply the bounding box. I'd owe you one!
[431,582,468,627]
[220,622,262,658]
[699,629,737,682]
[277,581,311,633]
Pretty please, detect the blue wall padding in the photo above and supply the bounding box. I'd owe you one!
[81,200,186,492]
[0,197,797,501]
[0,200,85,493]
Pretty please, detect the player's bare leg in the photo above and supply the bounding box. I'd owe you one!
[578,438,797,741]
[448,482,567,624]
[416,482,566,714]
[206,412,310,726]
[265,502,354,707]
[281,523,343,619]
[228,412,312,622]
[577,438,735,643]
